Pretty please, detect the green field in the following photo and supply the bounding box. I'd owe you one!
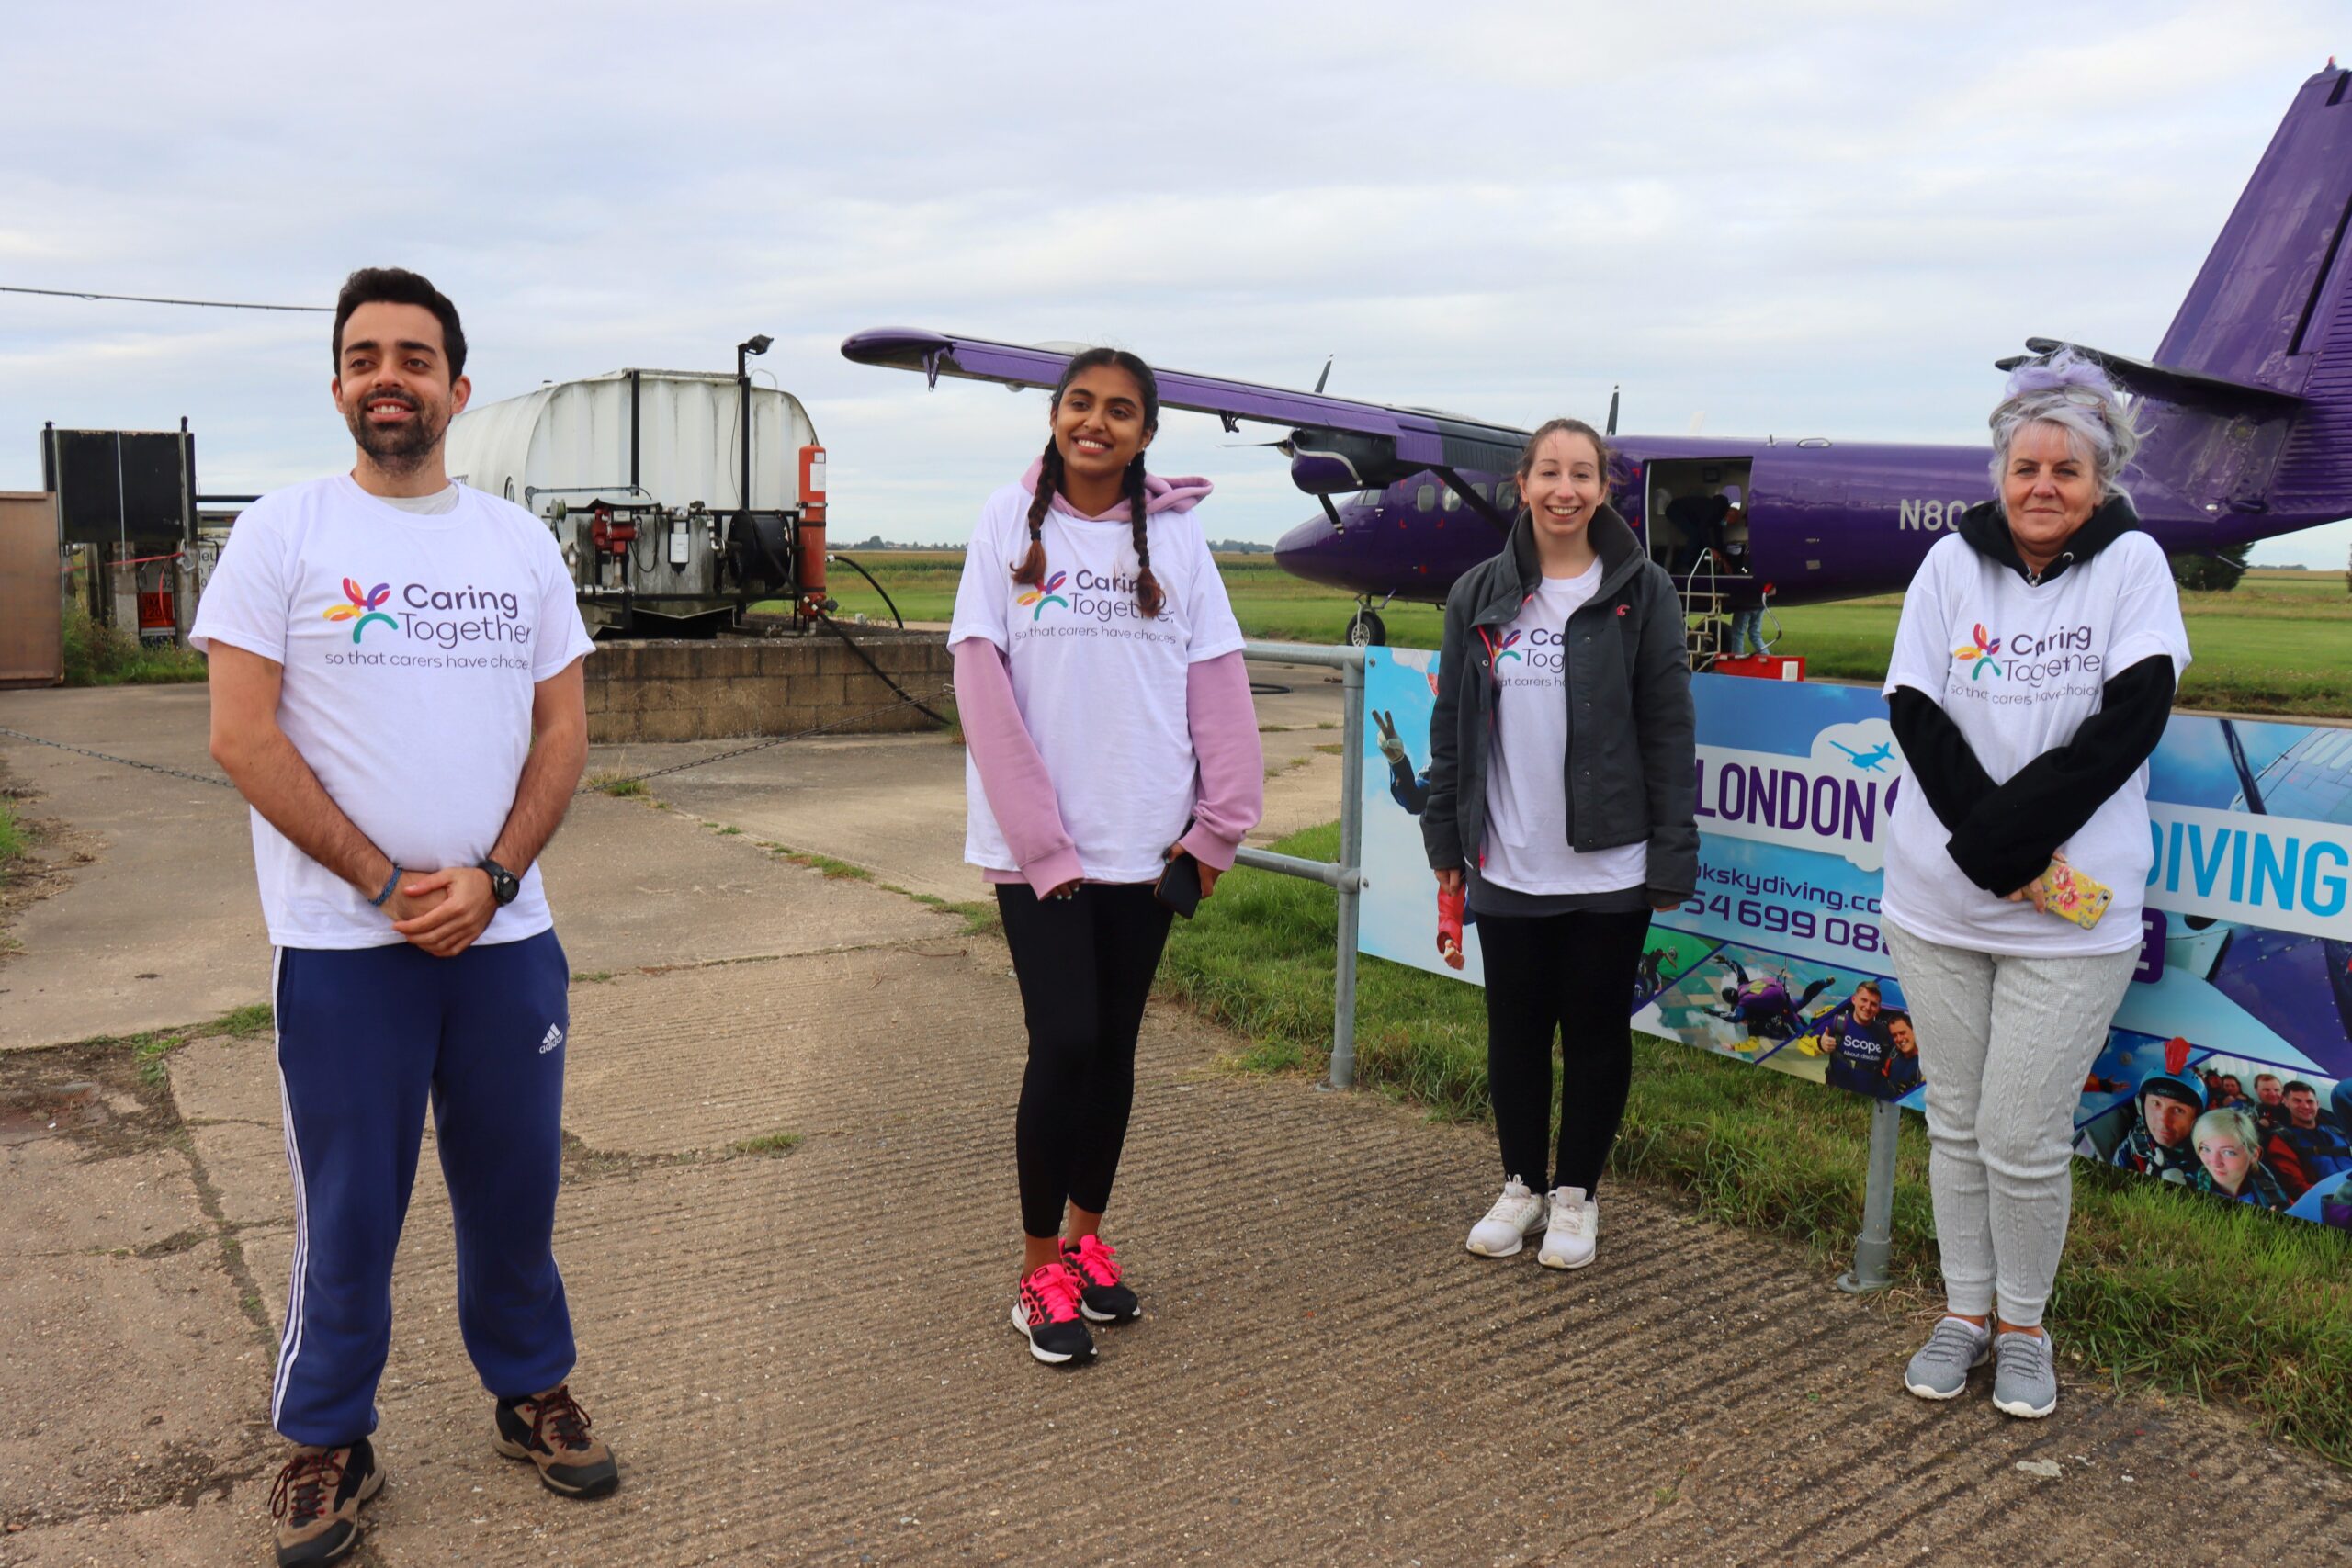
[790,554,2352,717]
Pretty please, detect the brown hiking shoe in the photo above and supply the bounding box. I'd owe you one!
[492,1383,619,1498]
[269,1438,383,1566]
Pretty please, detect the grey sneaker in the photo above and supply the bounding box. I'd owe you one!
[1992,1329,2059,1418]
[1903,1316,1991,1400]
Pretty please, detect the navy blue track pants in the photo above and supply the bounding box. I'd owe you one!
[269,929,576,1447]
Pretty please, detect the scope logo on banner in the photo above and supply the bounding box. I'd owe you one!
[1357,650,2352,1230]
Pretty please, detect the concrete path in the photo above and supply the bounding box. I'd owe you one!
[4,685,2349,1566]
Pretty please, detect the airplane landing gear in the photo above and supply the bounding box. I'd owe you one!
[1347,605,1387,648]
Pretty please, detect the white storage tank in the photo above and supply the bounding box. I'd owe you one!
[447,369,819,515]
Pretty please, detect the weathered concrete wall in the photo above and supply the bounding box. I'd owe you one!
[583,630,950,743]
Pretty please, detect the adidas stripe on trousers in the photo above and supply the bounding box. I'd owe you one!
[270,929,577,1447]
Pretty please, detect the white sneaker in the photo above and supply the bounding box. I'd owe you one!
[1466,1179,1549,1257]
[1537,1186,1599,1269]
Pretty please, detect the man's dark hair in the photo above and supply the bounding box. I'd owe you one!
[333,267,466,380]
[2285,1080,2318,1097]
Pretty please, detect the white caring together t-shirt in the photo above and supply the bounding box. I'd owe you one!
[190,476,596,950]
[949,484,1245,883]
[1881,529,2190,956]
[1480,562,1649,897]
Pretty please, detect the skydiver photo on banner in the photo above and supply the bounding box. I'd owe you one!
[1356,653,2352,1228]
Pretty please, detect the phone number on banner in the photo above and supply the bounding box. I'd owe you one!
[1672,892,1888,956]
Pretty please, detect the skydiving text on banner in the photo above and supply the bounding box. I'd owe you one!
[2145,804,2352,938]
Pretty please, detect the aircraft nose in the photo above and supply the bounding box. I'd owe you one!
[1273,512,1355,590]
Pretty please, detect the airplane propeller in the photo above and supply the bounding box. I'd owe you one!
[1315,355,1333,394]
[1607,386,1620,438]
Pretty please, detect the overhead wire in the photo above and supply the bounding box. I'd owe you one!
[1,284,332,312]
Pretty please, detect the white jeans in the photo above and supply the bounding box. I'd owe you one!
[1885,923,2138,1327]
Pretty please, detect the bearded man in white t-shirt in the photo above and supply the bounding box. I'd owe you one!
[190,267,616,1567]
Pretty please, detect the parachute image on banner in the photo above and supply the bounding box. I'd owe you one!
[1354,652,2350,1229]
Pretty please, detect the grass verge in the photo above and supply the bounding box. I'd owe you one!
[62,607,208,687]
[1161,823,2352,1466]
[0,794,26,878]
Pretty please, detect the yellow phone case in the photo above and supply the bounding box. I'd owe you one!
[2042,860,2113,930]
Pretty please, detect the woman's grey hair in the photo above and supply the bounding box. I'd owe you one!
[1987,349,2140,501]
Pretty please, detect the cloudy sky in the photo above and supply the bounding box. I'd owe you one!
[5,2,2346,565]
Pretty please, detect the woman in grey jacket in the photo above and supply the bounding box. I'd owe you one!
[1423,417,1697,1270]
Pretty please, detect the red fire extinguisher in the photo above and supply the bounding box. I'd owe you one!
[797,444,828,615]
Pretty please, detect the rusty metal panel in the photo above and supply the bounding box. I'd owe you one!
[0,491,63,687]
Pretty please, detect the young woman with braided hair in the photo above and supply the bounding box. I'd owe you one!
[949,347,1263,1366]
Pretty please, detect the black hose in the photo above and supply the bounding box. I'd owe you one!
[817,615,955,727]
[828,552,905,628]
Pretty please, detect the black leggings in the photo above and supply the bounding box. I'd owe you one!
[997,880,1175,1239]
[1476,906,1653,1195]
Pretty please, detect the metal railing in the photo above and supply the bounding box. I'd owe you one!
[1235,640,1368,1089]
[1837,1099,1904,1292]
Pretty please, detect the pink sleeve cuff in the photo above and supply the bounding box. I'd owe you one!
[1020,845,1087,897]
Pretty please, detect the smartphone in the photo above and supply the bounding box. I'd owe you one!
[1156,852,1203,919]
[2042,859,2113,930]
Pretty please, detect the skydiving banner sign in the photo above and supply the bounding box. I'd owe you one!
[1355,649,2352,1229]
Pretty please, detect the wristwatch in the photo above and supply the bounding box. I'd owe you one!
[478,858,522,907]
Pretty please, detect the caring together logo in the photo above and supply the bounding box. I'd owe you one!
[316,572,534,667]
[1010,558,1173,637]
[1952,617,2103,693]
[1495,630,1524,663]
[1016,570,1070,621]
[324,578,398,643]
[1953,622,2003,680]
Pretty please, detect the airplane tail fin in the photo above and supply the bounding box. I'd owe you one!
[2129,65,2352,523]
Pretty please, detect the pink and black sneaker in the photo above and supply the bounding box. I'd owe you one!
[1011,1261,1094,1365]
[1062,1234,1141,1324]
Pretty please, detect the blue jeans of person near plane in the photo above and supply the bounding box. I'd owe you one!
[1885,923,2138,1326]
[1729,609,1765,657]
[269,930,577,1446]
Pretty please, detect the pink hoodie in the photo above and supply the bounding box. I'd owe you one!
[956,467,1262,896]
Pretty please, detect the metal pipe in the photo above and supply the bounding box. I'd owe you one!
[628,368,641,492]
[736,347,753,512]
[1233,847,1364,891]
[1238,639,1366,671]
[1836,1098,1904,1293]
[1330,653,1368,1089]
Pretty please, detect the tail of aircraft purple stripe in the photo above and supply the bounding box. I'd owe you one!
[2135,64,2352,528]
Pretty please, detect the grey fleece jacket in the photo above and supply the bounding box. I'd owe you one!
[1420,504,1699,903]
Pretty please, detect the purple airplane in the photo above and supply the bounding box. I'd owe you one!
[845,66,2352,646]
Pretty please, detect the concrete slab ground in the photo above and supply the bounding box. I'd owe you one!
[5,683,2349,1565]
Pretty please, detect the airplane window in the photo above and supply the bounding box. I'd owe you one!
[1416,482,1437,512]
[1496,481,1517,512]
[1361,490,1382,508]
[1442,487,1461,512]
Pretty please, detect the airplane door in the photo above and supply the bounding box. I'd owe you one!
[1749,446,1845,584]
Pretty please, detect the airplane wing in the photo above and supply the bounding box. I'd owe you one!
[841,327,1532,477]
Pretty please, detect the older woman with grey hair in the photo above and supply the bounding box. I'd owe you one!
[1879,352,2190,1420]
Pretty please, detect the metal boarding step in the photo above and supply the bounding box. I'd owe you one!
[1678,568,1725,672]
